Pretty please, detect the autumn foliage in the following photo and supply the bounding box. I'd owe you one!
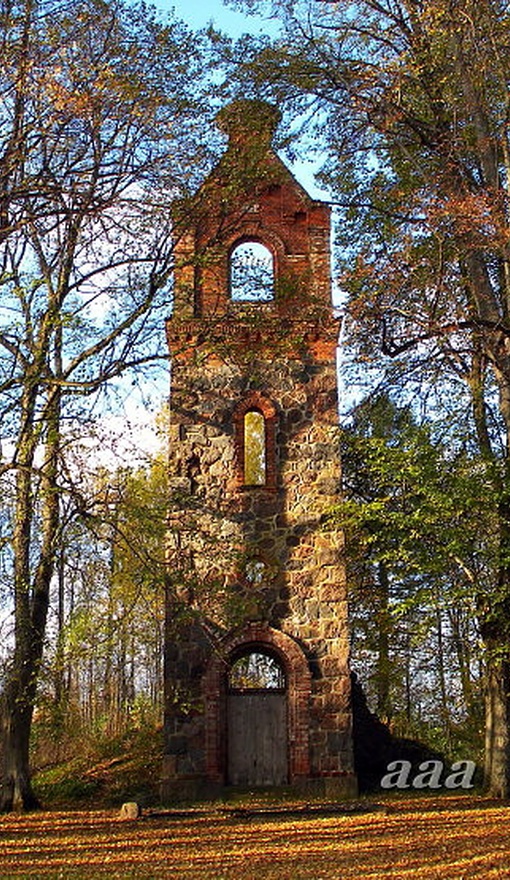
[0,795,508,879]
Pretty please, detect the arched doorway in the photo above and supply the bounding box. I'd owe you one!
[203,623,312,786]
[227,649,287,785]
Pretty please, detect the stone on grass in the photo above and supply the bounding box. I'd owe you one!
[119,802,141,820]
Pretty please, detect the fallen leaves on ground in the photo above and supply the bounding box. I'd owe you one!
[0,795,508,879]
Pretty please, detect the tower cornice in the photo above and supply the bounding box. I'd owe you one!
[166,314,340,365]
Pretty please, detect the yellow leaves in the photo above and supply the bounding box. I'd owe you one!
[40,71,98,120]
[0,797,509,878]
[47,83,94,118]
[39,61,144,123]
[426,188,503,243]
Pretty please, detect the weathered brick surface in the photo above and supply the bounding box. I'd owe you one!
[163,101,355,793]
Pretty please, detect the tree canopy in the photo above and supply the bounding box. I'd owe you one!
[0,0,212,811]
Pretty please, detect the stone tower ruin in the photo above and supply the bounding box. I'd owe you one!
[163,101,355,798]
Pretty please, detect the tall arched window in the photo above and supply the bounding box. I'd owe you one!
[230,241,274,302]
[244,410,266,485]
[233,392,277,491]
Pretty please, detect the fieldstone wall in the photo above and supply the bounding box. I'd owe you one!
[163,99,354,796]
[164,341,352,785]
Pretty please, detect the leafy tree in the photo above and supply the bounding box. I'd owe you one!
[339,394,489,755]
[39,454,169,751]
[224,0,510,796]
[0,0,210,810]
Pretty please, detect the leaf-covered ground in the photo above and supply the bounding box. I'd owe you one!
[0,795,508,879]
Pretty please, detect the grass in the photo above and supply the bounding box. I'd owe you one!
[31,725,164,808]
[0,793,509,879]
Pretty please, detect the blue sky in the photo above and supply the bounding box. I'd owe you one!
[152,0,328,200]
[150,1,328,201]
[154,0,276,37]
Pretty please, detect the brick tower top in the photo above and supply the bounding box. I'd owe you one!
[216,99,281,148]
[169,100,336,363]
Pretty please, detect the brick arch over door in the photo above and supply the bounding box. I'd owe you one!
[203,623,311,783]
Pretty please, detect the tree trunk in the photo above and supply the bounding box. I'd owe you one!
[484,652,510,798]
[0,671,40,812]
[482,452,510,797]
[1,343,61,811]
[448,603,474,715]
[1,386,40,812]
[376,562,392,723]
[479,474,510,798]
[435,599,453,755]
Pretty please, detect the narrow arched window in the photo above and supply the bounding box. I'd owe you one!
[230,241,274,302]
[234,393,276,491]
[244,410,266,485]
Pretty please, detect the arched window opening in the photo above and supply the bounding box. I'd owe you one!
[233,393,276,491]
[229,650,286,691]
[244,410,266,485]
[230,241,274,302]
